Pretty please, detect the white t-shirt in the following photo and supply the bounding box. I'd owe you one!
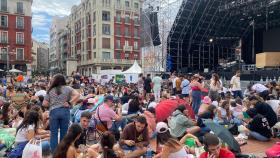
[148,101,157,109]
[15,124,35,143]
[230,75,241,91]
[266,100,280,114]
[35,90,47,97]
[172,77,178,88]
[252,83,268,93]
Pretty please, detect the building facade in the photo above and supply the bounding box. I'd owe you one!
[32,40,49,73]
[68,0,142,76]
[0,0,32,72]
[57,29,68,74]
[49,16,68,73]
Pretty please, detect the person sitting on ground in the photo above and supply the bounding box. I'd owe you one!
[199,133,235,158]
[127,94,142,115]
[147,95,157,109]
[8,110,40,158]
[249,83,269,100]
[179,133,202,155]
[197,105,217,135]
[154,122,189,158]
[74,98,95,123]
[168,105,200,138]
[53,123,82,158]
[248,95,278,127]
[119,116,149,157]
[198,96,212,115]
[216,100,232,125]
[230,100,243,125]
[243,108,272,141]
[75,111,91,149]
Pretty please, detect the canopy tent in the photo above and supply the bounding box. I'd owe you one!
[122,60,142,83]
[9,69,22,73]
[122,60,142,74]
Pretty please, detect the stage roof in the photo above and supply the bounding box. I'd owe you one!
[168,0,280,47]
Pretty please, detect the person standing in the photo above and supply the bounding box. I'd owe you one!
[137,74,144,95]
[152,74,162,102]
[209,73,222,101]
[144,74,152,98]
[43,74,80,152]
[175,75,182,95]
[230,70,243,99]
[190,74,203,115]
[181,75,190,98]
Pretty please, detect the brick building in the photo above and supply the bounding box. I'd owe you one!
[68,0,143,76]
[0,0,32,72]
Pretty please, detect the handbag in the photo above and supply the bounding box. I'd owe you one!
[22,139,42,158]
[95,107,108,132]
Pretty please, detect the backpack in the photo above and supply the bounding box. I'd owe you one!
[266,142,280,158]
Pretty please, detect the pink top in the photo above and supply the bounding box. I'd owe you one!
[95,103,116,129]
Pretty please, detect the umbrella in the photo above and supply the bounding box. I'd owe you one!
[89,95,104,112]
[9,69,22,73]
[203,119,241,153]
[155,99,179,122]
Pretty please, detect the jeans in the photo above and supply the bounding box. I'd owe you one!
[49,107,70,152]
[249,131,270,141]
[41,140,51,153]
[232,90,243,99]
[153,89,161,102]
[192,91,202,115]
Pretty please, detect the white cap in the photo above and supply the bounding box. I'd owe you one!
[156,122,169,133]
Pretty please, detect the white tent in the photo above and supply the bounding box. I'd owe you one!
[122,60,142,74]
[122,61,142,83]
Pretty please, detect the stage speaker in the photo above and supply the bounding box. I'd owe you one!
[149,12,161,46]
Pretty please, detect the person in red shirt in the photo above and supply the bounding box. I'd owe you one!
[199,133,235,158]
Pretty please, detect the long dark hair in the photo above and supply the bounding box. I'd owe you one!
[157,129,181,147]
[16,110,40,134]
[2,102,10,125]
[212,73,220,86]
[100,131,117,158]
[47,74,66,95]
[53,123,82,158]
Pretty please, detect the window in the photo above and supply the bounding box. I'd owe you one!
[102,38,110,49]
[102,0,110,7]
[93,12,96,22]
[125,27,130,36]
[102,11,110,21]
[0,0,7,12]
[116,25,121,35]
[134,53,139,59]
[134,41,138,50]
[134,15,139,25]
[0,31,7,43]
[0,15,7,27]
[134,3,139,9]
[125,40,129,46]
[16,48,24,60]
[116,51,121,59]
[116,12,121,22]
[125,1,130,8]
[125,52,129,59]
[116,39,121,49]
[102,24,110,35]
[16,16,24,29]
[102,52,110,59]
[116,0,121,7]
[134,28,138,37]
[16,32,24,44]
[93,38,96,49]
[93,25,96,36]
[0,47,7,60]
[125,14,130,23]
[93,52,96,58]
[17,2,23,14]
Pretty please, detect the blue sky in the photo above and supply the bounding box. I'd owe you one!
[32,0,80,43]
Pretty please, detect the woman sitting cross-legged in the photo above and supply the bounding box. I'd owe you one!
[8,110,40,158]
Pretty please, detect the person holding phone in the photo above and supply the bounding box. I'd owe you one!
[199,133,235,158]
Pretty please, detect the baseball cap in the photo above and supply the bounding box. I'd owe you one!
[104,95,114,102]
[156,122,169,134]
[87,98,96,104]
[202,96,212,104]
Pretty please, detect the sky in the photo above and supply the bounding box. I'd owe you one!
[32,0,80,43]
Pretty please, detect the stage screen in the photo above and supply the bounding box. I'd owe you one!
[263,28,280,52]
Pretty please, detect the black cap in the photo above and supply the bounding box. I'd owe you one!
[104,95,114,102]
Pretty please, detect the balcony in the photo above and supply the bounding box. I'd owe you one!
[0,6,8,13]
[16,40,24,45]
[80,58,140,66]
[134,20,140,26]
[123,45,132,51]
[14,8,24,15]
[0,39,8,44]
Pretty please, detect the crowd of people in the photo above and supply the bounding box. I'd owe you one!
[0,70,278,158]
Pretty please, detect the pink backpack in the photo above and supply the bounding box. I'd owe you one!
[266,142,280,158]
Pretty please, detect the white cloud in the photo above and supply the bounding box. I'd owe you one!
[32,34,50,43]
[32,0,80,16]
[32,14,51,27]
